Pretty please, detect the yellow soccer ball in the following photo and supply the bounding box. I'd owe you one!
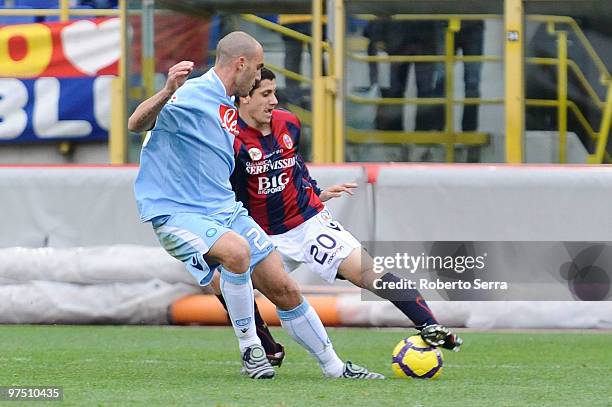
[391,335,443,379]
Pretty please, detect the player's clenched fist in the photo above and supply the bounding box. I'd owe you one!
[164,61,194,93]
[127,61,194,132]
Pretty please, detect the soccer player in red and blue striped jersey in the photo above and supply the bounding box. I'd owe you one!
[231,68,462,355]
[231,107,323,235]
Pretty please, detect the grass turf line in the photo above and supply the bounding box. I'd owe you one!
[0,325,610,406]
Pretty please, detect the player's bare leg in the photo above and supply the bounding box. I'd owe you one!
[250,250,384,379]
[250,251,302,309]
[338,248,462,351]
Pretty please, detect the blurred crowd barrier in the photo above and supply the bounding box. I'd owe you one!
[2,164,612,247]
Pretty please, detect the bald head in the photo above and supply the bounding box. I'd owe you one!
[216,31,262,66]
[213,31,264,97]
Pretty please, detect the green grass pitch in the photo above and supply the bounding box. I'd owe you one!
[0,325,610,406]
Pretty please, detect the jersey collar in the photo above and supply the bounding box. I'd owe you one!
[238,115,273,138]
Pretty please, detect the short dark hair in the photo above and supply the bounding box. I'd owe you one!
[250,67,275,96]
[235,68,276,105]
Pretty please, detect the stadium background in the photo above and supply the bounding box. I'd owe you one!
[0,1,611,405]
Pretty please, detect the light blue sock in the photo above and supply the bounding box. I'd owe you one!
[278,299,344,377]
[220,267,260,352]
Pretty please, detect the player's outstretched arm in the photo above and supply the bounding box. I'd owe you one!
[319,183,358,202]
[127,60,194,133]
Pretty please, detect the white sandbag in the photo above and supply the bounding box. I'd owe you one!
[0,245,193,285]
[0,279,201,324]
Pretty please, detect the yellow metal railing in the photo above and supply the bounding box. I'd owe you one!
[346,16,500,162]
[111,0,127,164]
[530,15,610,85]
[241,3,343,164]
[344,13,612,164]
[3,3,611,164]
[241,13,331,52]
[245,10,612,163]
[332,0,345,163]
[264,62,312,85]
[529,16,612,163]
[505,0,525,162]
[0,8,118,17]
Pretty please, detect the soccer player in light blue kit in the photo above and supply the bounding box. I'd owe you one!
[133,32,383,380]
[134,32,275,379]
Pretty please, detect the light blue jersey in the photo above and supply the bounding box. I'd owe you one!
[134,68,239,221]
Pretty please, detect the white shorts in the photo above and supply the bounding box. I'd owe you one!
[270,208,361,283]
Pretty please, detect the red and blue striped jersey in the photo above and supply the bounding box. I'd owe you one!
[231,109,324,235]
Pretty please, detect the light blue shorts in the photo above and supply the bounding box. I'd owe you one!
[151,203,274,286]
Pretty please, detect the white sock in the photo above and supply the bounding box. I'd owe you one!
[278,298,344,377]
[219,267,260,352]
